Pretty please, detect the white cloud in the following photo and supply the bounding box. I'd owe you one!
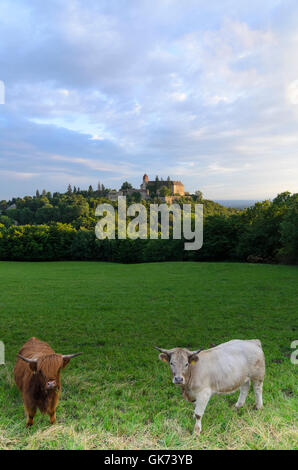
[0,170,40,179]
[1,1,298,199]
[286,80,298,105]
[90,134,104,141]
[50,154,138,175]
[170,92,187,102]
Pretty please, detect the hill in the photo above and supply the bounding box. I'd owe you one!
[0,190,297,264]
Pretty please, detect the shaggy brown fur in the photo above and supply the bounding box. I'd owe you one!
[14,337,78,427]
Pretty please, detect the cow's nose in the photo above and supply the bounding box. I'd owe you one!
[174,376,184,384]
[47,380,56,389]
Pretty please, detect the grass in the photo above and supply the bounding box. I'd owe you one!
[0,261,297,450]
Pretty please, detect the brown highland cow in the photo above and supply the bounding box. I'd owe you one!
[14,337,82,427]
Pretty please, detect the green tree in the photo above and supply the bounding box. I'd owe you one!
[195,190,203,201]
[121,182,133,190]
[278,194,298,263]
[0,215,14,228]
[131,192,142,202]
[159,186,171,197]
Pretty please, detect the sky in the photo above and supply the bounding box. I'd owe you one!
[0,0,298,201]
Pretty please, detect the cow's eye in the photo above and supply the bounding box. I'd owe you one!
[185,363,189,367]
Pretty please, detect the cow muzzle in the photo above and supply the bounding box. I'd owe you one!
[173,376,184,385]
[46,380,57,390]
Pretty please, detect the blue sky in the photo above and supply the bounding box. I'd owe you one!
[0,0,298,200]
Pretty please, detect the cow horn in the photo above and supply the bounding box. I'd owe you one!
[154,347,171,354]
[62,352,83,359]
[17,354,38,364]
[189,349,202,356]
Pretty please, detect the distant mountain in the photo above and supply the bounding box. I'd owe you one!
[214,200,259,209]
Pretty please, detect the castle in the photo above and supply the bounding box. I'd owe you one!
[108,174,185,201]
[140,174,185,196]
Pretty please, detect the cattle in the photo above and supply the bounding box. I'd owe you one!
[14,337,82,427]
[155,339,265,436]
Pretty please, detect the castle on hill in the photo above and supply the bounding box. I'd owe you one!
[140,174,185,196]
[108,174,186,201]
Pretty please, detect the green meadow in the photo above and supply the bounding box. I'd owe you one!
[0,261,297,450]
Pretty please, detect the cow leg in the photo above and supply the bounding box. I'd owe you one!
[25,406,36,427]
[48,410,56,424]
[252,379,263,409]
[194,389,212,436]
[235,379,250,409]
[48,392,59,424]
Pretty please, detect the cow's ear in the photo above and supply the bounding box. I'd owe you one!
[188,354,199,365]
[17,354,37,371]
[62,352,82,368]
[159,353,169,363]
[62,357,70,368]
[188,349,201,365]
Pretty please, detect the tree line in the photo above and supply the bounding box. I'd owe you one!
[0,188,297,264]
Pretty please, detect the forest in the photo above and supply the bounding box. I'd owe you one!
[0,187,297,264]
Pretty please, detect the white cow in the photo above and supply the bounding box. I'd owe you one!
[156,339,265,435]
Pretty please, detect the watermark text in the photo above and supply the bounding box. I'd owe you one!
[290,340,298,365]
[0,341,5,365]
[95,197,203,251]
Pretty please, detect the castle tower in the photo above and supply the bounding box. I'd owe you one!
[141,173,149,190]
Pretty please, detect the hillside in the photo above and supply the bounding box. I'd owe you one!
[0,189,297,264]
[0,187,238,229]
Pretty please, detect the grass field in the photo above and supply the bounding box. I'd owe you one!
[0,261,297,450]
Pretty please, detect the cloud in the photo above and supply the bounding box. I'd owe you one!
[0,170,39,179]
[0,0,297,200]
[286,80,298,105]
